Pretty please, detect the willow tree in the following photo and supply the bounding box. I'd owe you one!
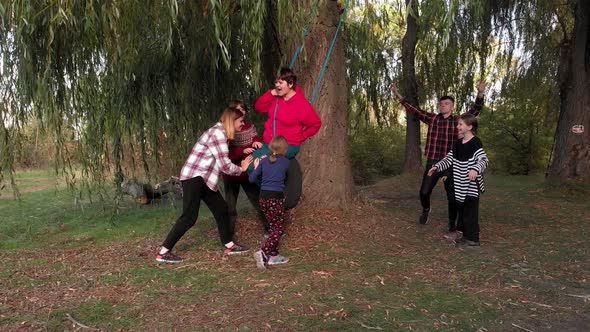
[1,1,280,196]
[393,0,495,173]
[547,0,590,181]
[345,1,404,130]
[475,0,589,181]
[0,0,357,206]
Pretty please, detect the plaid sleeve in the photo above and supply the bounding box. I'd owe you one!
[467,96,484,116]
[400,99,434,124]
[209,128,242,176]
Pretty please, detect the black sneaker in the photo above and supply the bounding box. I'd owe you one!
[224,243,250,255]
[419,208,430,225]
[156,251,182,263]
[455,238,480,247]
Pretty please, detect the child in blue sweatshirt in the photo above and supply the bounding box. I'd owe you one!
[249,135,290,269]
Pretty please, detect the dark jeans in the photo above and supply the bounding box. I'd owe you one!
[162,176,233,250]
[420,159,457,227]
[223,178,270,234]
[457,197,480,242]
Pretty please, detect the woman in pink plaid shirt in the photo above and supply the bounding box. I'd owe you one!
[156,107,253,263]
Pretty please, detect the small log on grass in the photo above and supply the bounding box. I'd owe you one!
[121,176,182,204]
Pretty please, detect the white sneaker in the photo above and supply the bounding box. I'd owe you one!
[253,250,266,270]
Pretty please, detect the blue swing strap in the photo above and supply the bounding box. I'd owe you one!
[289,0,321,70]
[287,0,350,105]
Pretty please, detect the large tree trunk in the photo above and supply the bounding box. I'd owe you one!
[548,0,590,181]
[261,0,282,86]
[294,0,356,208]
[401,0,422,173]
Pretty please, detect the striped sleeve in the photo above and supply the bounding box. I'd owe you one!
[435,151,454,172]
[469,148,489,175]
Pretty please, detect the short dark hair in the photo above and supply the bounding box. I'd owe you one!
[459,113,478,135]
[228,100,247,112]
[439,95,455,103]
[277,67,297,86]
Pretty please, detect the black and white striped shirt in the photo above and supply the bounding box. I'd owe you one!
[435,136,489,202]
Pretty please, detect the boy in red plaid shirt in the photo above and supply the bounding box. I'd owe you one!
[392,81,486,230]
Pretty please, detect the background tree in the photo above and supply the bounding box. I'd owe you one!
[547,0,590,181]
[400,0,421,173]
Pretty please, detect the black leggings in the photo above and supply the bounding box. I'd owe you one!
[162,176,233,250]
[419,159,457,225]
[224,178,269,234]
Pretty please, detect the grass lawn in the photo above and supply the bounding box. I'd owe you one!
[1,171,589,331]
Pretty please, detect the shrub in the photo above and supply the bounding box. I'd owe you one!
[348,125,405,184]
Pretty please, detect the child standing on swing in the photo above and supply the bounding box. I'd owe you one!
[249,136,290,269]
[428,114,489,246]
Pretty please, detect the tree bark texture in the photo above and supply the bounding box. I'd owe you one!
[548,0,590,181]
[293,0,356,208]
[261,0,282,86]
[401,0,422,173]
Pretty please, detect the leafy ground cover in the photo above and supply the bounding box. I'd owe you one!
[1,171,588,331]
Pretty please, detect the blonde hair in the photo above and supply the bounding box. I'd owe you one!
[219,107,243,140]
[268,135,288,164]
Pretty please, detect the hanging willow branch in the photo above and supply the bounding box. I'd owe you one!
[0,0,306,198]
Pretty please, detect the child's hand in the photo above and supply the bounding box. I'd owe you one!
[240,155,253,172]
[252,142,262,149]
[468,169,478,181]
[427,167,437,176]
[441,176,448,182]
[253,158,260,169]
[244,148,255,154]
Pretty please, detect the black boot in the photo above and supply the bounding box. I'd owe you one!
[419,208,430,225]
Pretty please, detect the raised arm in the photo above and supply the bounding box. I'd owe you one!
[468,80,487,116]
[254,89,278,114]
[391,83,434,124]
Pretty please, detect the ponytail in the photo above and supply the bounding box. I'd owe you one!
[268,136,288,164]
[269,152,278,164]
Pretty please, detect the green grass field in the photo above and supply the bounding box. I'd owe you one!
[1,171,588,331]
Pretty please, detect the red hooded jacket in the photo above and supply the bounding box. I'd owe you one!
[254,86,322,145]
